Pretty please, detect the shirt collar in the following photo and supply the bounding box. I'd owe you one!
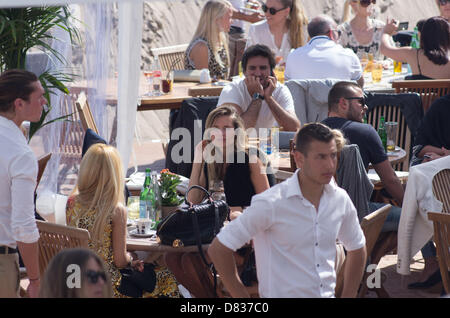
[308,36,332,45]
[0,115,27,142]
[285,169,338,199]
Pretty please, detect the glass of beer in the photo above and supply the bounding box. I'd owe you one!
[385,122,398,152]
[393,60,402,73]
[274,64,285,84]
[127,196,140,221]
[371,62,383,83]
[161,70,173,94]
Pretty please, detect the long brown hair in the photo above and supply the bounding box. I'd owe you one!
[279,0,309,48]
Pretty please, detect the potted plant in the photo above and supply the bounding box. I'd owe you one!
[159,169,184,219]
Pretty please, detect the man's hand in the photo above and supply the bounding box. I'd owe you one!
[245,75,264,97]
[247,11,264,23]
[263,76,277,99]
[27,279,40,298]
[384,18,399,36]
[423,152,442,163]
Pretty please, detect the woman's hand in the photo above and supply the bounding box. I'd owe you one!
[193,139,212,164]
[131,259,144,272]
[384,18,399,36]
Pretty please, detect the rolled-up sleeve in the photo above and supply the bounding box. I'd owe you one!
[216,196,273,251]
[10,152,40,243]
[337,196,366,251]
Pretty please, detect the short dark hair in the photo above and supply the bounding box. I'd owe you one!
[295,122,335,155]
[0,69,39,113]
[420,16,450,65]
[241,44,276,72]
[307,16,333,38]
[327,81,361,112]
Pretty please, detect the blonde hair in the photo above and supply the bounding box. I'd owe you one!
[332,128,347,153]
[72,144,125,249]
[192,0,232,69]
[280,0,309,48]
[203,104,249,183]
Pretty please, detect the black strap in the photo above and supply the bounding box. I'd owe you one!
[191,205,218,297]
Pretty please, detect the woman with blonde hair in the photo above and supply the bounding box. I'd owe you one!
[185,0,233,80]
[246,0,308,64]
[66,144,180,298]
[338,0,387,60]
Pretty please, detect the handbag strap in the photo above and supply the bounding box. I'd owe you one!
[191,203,219,297]
[185,185,211,206]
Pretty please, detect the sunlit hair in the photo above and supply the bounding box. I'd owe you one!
[420,16,450,65]
[203,104,249,183]
[332,128,346,153]
[72,144,125,250]
[278,0,309,48]
[39,248,112,298]
[295,122,335,155]
[192,0,232,69]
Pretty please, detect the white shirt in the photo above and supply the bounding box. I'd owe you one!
[218,77,295,130]
[217,170,366,298]
[285,36,362,81]
[397,156,450,276]
[245,20,291,63]
[0,116,40,248]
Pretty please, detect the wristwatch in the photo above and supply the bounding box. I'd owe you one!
[252,92,264,101]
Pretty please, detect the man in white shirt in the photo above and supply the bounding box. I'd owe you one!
[285,15,364,87]
[218,44,300,132]
[208,123,367,297]
[0,69,46,298]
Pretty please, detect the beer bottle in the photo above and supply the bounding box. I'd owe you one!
[139,168,151,219]
[378,116,387,152]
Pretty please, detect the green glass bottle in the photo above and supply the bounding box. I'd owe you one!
[378,116,387,152]
[410,27,420,49]
[139,168,152,219]
[149,171,161,229]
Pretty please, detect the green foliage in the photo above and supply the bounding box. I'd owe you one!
[159,169,184,206]
[0,6,81,141]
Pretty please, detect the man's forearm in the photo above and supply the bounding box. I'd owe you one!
[241,99,262,129]
[384,177,404,206]
[17,241,40,280]
[265,96,300,131]
[341,246,366,298]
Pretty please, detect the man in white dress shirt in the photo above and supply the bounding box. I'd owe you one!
[218,44,300,132]
[0,69,46,297]
[285,15,364,87]
[208,123,367,297]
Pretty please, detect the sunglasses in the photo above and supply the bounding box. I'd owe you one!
[439,0,449,5]
[345,96,366,106]
[262,4,288,15]
[85,270,107,284]
[352,0,376,7]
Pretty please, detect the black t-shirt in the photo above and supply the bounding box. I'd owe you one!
[322,117,387,169]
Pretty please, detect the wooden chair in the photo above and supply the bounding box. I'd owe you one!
[36,153,52,192]
[187,86,224,97]
[427,212,450,295]
[392,79,450,113]
[432,169,450,213]
[151,44,188,71]
[75,91,99,134]
[335,204,392,297]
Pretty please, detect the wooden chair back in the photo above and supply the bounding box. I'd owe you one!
[427,212,450,295]
[36,220,90,276]
[366,103,411,171]
[36,153,52,191]
[151,44,188,71]
[187,86,224,97]
[76,91,99,134]
[392,79,450,113]
[432,169,450,213]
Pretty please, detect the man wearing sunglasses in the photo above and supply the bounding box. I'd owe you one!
[285,15,364,88]
[322,81,404,232]
[217,44,300,132]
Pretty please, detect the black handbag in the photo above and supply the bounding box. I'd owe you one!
[156,185,229,248]
[117,263,156,298]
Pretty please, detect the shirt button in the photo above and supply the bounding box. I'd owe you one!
[320,284,323,288]
[315,243,318,246]
[317,264,320,267]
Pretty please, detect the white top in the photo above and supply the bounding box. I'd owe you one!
[217,77,295,130]
[0,116,39,248]
[285,36,363,81]
[245,20,291,63]
[217,170,366,298]
[397,156,450,276]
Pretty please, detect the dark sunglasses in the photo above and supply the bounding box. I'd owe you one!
[353,0,376,7]
[438,0,449,5]
[345,96,366,106]
[262,4,288,15]
[86,270,107,284]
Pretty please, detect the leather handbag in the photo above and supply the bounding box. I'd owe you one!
[117,263,156,298]
[156,185,229,248]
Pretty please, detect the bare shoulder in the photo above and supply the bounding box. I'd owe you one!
[112,203,127,223]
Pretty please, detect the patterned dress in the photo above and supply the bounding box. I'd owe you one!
[338,19,386,60]
[66,196,180,298]
[185,37,229,80]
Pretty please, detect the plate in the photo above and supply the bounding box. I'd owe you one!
[129,229,156,238]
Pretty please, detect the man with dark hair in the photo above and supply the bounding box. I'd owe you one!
[322,81,404,231]
[0,69,46,297]
[208,123,366,297]
[218,44,300,132]
[285,15,364,87]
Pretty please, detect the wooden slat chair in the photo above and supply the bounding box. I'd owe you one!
[36,153,52,192]
[392,79,450,113]
[151,44,188,71]
[335,204,392,297]
[366,103,411,171]
[76,91,99,134]
[432,169,450,213]
[427,212,450,295]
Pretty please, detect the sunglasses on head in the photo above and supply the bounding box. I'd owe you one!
[352,0,376,7]
[439,0,449,5]
[345,96,366,106]
[85,270,106,284]
[262,4,288,15]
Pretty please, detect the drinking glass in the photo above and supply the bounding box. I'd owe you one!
[152,70,162,96]
[385,122,398,152]
[371,62,383,83]
[161,70,173,94]
[274,65,285,84]
[127,196,140,221]
[393,60,402,74]
[210,180,226,202]
[143,69,154,96]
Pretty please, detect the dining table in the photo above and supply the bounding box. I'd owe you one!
[363,63,410,93]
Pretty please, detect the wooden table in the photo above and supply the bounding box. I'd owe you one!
[368,146,407,169]
[127,235,209,253]
[363,66,409,93]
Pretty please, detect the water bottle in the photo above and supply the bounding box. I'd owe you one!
[152,56,162,96]
[150,171,162,228]
[139,168,152,219]
[377,116,387,152]
[410,27,420,49]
